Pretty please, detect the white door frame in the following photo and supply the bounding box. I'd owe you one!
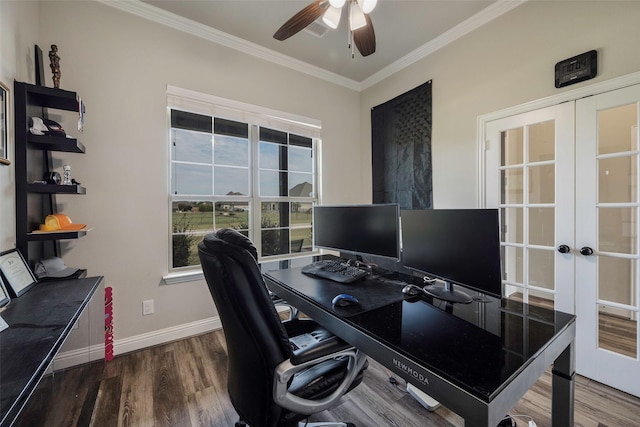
[478,71,640,207]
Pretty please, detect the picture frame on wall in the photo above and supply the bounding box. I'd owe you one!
[0,80,9,166]
[0,275,10,309]
[0,249,38,297]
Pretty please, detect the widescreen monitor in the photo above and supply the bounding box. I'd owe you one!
[313,204,400,261]
[400,209,502,303]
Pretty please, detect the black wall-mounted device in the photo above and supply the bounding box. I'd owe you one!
[555,50,597,88]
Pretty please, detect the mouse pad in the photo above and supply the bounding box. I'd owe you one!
[270,268,409,318]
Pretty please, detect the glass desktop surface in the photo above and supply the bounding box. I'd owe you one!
[346,295,574,401]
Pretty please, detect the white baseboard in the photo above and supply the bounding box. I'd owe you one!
[53,344,106,371]
[114,316,223,355]
[54,305,291,369]
[53,315,223,369]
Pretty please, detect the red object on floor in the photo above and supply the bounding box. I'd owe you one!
[105,286,114,361]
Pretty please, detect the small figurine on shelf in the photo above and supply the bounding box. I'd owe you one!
[49,44,61,89]
[62,165,72,185]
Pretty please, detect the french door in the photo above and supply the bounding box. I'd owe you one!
[574,85,640,396]
[485,102,575,314]
[484,85,640,397]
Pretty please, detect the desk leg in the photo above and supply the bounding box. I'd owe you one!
[551,342,575,426]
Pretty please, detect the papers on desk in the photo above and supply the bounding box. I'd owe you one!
[0,315,8,333]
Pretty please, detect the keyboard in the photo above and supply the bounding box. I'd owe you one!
[301,260,368,284]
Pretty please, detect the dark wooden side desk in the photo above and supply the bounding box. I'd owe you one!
[264,268,576,427]
[0,276,103,426]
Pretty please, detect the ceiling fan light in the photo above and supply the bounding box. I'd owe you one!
[322,6,342,30]
[329,0,346,8]
[358,0,377,14]
[349,1,367,31]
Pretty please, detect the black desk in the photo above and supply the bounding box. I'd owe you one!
[264,268,576,427]
[0,276,103,426]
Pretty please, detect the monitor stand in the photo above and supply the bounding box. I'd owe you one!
[423,280,473,304]
[406,383,441,411]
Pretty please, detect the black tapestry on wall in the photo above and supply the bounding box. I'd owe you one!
[371,80,432,209]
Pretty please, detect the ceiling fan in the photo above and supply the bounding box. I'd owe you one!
[273,0,377,58]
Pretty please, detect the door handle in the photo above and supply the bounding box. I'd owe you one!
[557,245,571,254]
[580,246,594,256]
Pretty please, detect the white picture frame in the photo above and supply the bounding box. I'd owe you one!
[0,249,37,297]
[0,275,10,308]
[0,80,9,166]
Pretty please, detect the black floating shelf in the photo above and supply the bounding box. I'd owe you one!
[27,134,85,153]
[28,183,86,194]
[23,83,79,111]
[27,230,88,241]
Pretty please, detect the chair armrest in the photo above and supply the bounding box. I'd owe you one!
[273,348,367,415]
[284,319,354,365]
[291,334,353,365]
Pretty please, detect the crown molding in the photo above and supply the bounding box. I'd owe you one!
[97,0,362,91]
[98,0,525,93]
[360,0,527,90]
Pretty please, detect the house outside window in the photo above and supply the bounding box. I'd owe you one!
[168,87,320,271]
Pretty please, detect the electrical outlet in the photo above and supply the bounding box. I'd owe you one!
[142,299,154,315]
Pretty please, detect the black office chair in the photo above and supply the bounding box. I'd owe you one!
[198,229,368,427]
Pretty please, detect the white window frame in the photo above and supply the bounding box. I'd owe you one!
[164,86,322,283]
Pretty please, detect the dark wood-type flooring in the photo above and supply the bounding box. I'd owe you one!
[15,325,640,427]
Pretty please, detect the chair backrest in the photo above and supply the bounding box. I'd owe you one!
[198,229,292,426]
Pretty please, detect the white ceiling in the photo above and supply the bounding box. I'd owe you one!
[110,0,524,90]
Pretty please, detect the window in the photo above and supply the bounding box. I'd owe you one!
[168,87,320,270]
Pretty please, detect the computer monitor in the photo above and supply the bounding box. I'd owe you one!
[400,209,502,303]
[313,204,400,260]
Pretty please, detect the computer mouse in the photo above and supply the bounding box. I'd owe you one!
[402,284,424,296]
[332,293,360,307]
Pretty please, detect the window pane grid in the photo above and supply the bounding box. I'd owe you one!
[170,107,318,269]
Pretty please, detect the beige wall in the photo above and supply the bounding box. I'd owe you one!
[361,0,640,208]
[0,0,40,250]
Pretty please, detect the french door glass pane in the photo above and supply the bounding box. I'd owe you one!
[598,207,637,254]
[598,305,637,358]
[528,207,555,247]
[597,103,638,155]
[501,169,524,204]
[501,128,523,166]
[528,289,555,310]
[501,208,523,243]
[528,164,555,203]
[597,256,635,306]
[502,246,523,284]
[528,248,554,290]
[598,156,637,203]
[528,120,555,162]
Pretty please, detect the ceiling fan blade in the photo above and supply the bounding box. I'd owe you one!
[274,1,328,41]
[353,14,376,56]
